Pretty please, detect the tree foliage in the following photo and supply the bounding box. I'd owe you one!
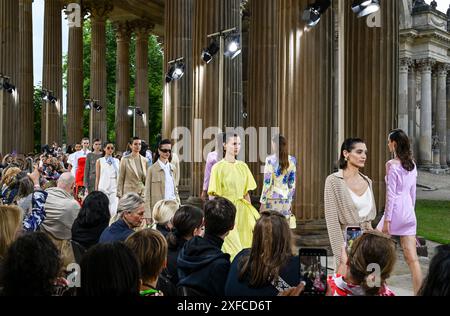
[60,20,163,147]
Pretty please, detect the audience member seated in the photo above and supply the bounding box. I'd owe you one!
[1,168,49,277]
[225,211,300,296]
[177,198,235,296]
[164,205,204,286]
[0,206,22,277]
[125,229,168,296]
[99,193,145,243]
[152,200,179,237]
[0,167,22,204]
[418,244,450,296]
[72,191,111,250]
[0,232,63,296]
[327,231,397,296]
[41,172,80,267]
[78,242,140,296]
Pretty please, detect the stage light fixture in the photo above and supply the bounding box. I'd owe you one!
[165,58,185,83]
[224,34,241,59]
[201,40,220,64]
[85,99,102,112]
[351,0,380,18]
[41,89,57,104]
[302,0,331,27]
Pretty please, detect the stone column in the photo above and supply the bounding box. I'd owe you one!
[18,0,34,154]
[66,1,84,146]
[344,0,399,209]
[134,20,153,144]
[0,0,19,155]
[164,0,194,195]
[88,1,112,142]
[114,22,131,152]
[42,0,63,146]
[247,0,279,190]
[447,74,450,166]
[408,61,417,152]
[191,0,242,197]
[432,71,437,135]
[399,58,410,132]
[418,58,435,166]
[437,64,448,167]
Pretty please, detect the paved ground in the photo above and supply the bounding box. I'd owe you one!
[417,171,450,201]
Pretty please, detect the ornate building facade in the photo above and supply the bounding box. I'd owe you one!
[400,0,450,171]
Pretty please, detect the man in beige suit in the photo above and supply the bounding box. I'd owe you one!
[117,137,148,202]
[145,139,180,217]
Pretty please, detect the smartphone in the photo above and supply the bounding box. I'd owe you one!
[345,226,363,252]
[299,248,328,296]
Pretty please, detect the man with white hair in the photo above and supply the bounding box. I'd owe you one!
[41,172,81,266]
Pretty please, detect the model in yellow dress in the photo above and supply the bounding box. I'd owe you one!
[208,134,260,259]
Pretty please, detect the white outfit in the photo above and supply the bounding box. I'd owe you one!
[158,159,176,200]
[348,187,374,218]
[98,157,120,217]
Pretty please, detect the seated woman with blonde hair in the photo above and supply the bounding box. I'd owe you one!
[152,200,179,237]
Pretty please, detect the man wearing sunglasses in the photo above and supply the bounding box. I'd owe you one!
[145,139,180,215]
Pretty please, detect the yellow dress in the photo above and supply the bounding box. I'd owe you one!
[208,159,261,260]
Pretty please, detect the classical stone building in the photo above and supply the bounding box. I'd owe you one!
[400,0,450,170]
[2,0,426,247]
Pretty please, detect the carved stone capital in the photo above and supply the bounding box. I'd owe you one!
[417,58,436,73]
[400,57,412,72]
[86,0,113,21]
[130,19,155,38]
[113,22,132,42]
[437,63,450,77]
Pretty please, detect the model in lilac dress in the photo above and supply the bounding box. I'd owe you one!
[377,160,417,236]
[203,151,219,197]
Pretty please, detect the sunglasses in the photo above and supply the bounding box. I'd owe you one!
[159,149,172,154]
[106,146,115,150]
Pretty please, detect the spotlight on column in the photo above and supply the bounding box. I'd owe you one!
[201,40,220,64]
[165,58,185,83]
[135,107,144,117]
[351,0,380,18]
[224,33,241,59]
[0,75,16,94]
[41,89,57,104]
[85,99,102,112]
[93,102,102,112]
[302,0,331,27]
[128,107,134,116]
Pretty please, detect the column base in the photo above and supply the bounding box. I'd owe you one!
[418,162,433,171]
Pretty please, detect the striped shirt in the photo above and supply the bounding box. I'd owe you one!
[324,170,377,268]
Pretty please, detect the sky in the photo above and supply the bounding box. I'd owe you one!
[30,0,450,111]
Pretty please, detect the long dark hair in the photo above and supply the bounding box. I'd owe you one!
[389,129,415,172]
[272,134,289,173]
[76,191,111,227]
[238,211,293,288]
[418,244,450,296]
[339,138,365,170]
[167,206,204,249]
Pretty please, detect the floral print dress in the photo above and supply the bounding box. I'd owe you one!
[260,155,297,217]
